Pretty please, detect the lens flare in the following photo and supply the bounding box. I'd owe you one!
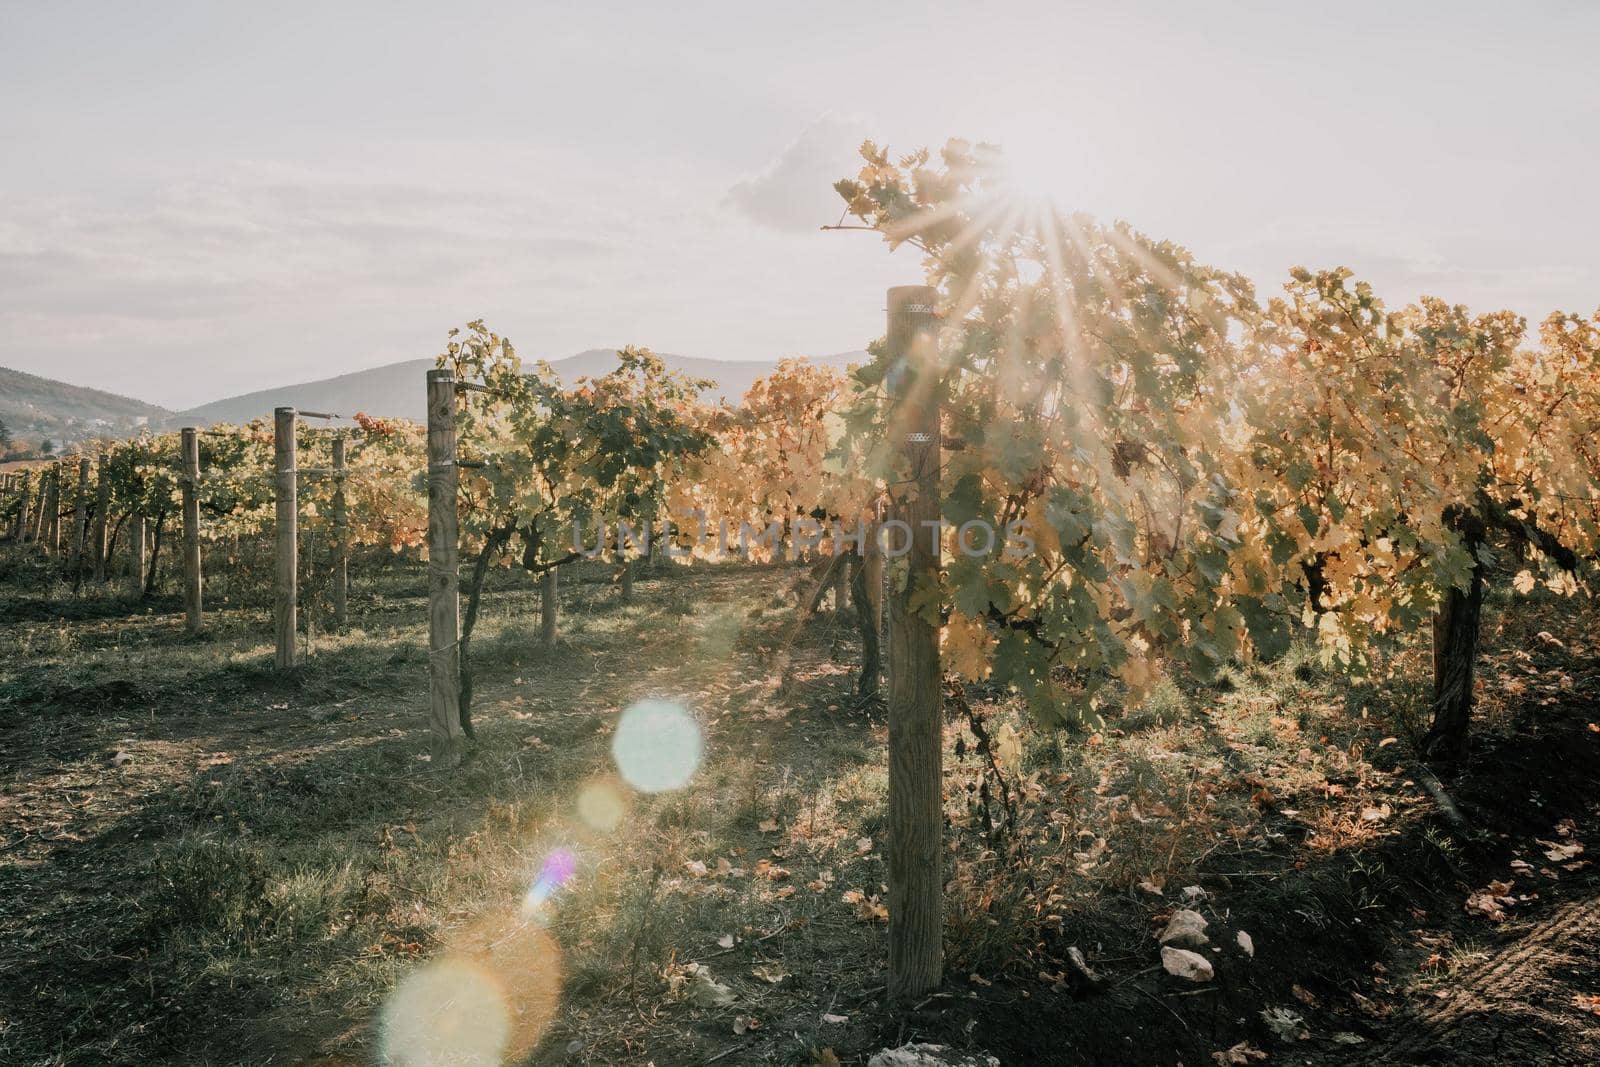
[610,698,702,793]
[380,958,509,1067]
[521,847,577,914]
[576,777,628,830]
[380,912,562,1067]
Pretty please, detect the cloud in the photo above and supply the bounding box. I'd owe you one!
[725,114,868,234]
[0,142,911,409]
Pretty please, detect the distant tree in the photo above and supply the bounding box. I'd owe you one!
[0,416,12,452]
[39,438,55,455]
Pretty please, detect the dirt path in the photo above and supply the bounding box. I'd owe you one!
[1363,893,1600,1065]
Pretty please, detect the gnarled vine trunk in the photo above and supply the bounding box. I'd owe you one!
[144,510,167,599]
[1422,566,1484,766]
[458,523,515,740]
[1422,512,1486,767]
[850,550,880,696]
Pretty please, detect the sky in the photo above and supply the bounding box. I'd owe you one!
[2,1,1597,409]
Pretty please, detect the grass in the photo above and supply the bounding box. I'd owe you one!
[2,549,1598,1065]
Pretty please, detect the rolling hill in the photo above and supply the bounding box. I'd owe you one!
[176,349,867,425]
[0,366,174,451]
[1,349,871,448]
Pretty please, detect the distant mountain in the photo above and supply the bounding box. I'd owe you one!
[176,349,868,425]
[177,358,435,427]
[0,366,173,450]
[0,349,871,447]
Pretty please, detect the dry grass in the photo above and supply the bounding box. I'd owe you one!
[2,555,1594,1065]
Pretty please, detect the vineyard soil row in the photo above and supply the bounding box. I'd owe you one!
[2,554,1596,1065]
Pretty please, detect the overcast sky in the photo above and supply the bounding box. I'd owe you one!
[2,1,1596,409]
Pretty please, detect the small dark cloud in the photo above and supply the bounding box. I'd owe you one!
[725,115,867,234]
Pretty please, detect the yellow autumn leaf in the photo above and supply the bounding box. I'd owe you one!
[942,611,995,681]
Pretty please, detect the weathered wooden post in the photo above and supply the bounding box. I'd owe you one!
[274,408,298,668]
[129,511,147,595]
[93,451,111,582]
[541,566,559,649]
[44,467,62,554]
[13,471,31,543]
[32,472,48,545]
[331,435,348,630]
[885,284,944,1002]
[70,456,90,578]
[620,559,635,603]
[181,427,203,633]
[426,370,464,765]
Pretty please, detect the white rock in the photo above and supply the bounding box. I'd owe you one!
[1161,945,1215,982]
[1158,908,1210,948]
[1235,930,1254,957]
[867,1044,1000,1067]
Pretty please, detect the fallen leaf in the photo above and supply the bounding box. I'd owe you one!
[1261,1006,1308,1041]
[732,1014,761,1035]
[1236,930,1255,958]
[841,889,889,922]
[753,859,790,881]
[1290,984,1319,1007]
[1465,880,1517,922]
[1211,1041,1267,1065]
[717,933,735,949]
[686,966,736,1008]
[1539,839,1584,862]
[751,963,788,985]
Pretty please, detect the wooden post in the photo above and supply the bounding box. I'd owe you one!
[93,451,110,582]
[331,436,348,630]
[44,467,61,554]
[541,566,558,649]
[885,284,944,1002]
[274,407,298,669]
[129,511,147,595]
[13,472,30,543]
[620,559,635,603]
[181,427,203,633]
[425,370,464,765]
[70,456,90,577]
[31,471,48,545]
